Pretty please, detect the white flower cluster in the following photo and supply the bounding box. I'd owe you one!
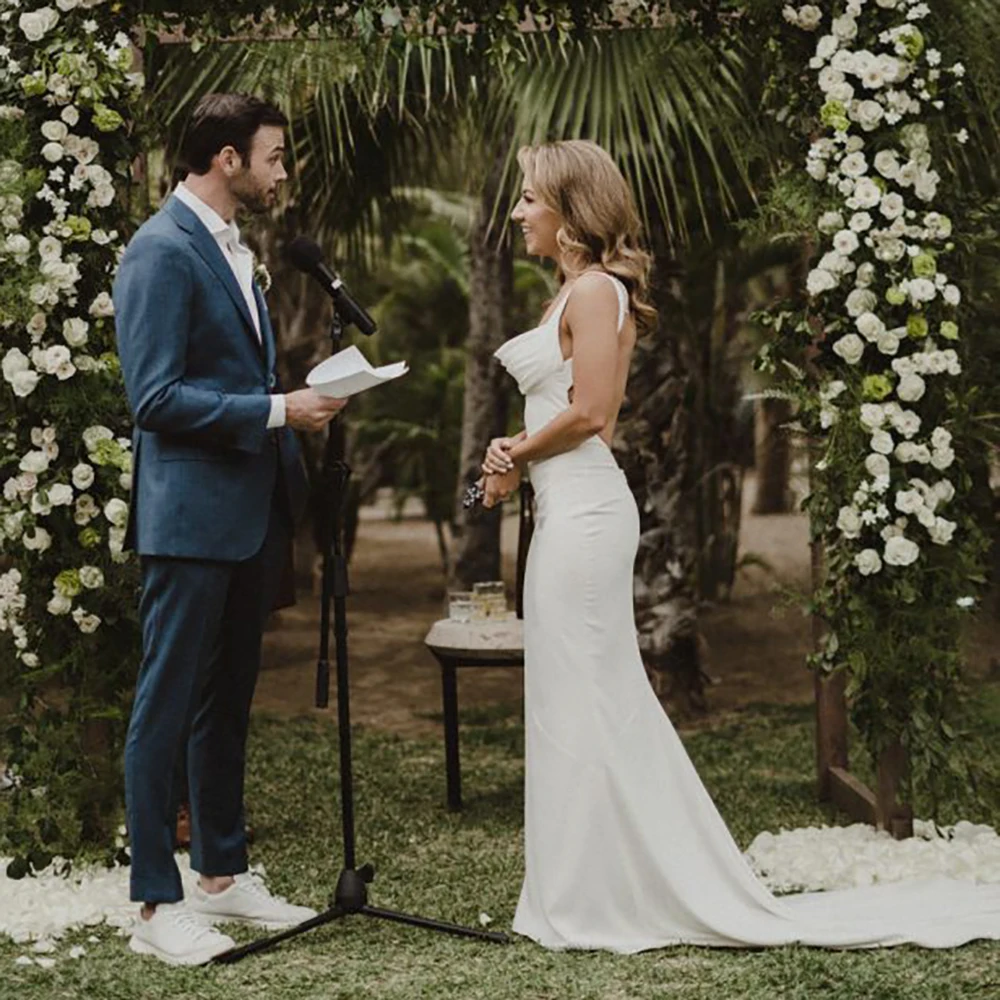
[0,422,131,652]
[0,567,34,666]
[791,1,967,576]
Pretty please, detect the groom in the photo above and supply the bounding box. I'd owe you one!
[113,93,345,966]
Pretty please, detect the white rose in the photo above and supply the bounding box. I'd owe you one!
[850,213,874,233]
[928,517,957,546]
[894,488,924,515]
[27,313,47,340]
[931,447,955,471]
[37,236,63,262]
[916,505,937,528]
[23,528,53,553]
[807,268,837,296]
[19,450,49,474]
[833,333,864,365]
[852,178,882,209]
[859,403,887,430]
[876,329,901,355]
[931,480,955,505]
[11,370,39,398]
[798,4,823,30]
[79,565,104,589]
[837,505,863,538]
[818,211,845,235]
[56,0,81,10]
[19,8,59,43]
[856,262,876,287]
[61,105,80,127]
[62,317,89,347]
[83,425,114,451]
[89,292,115,317]
[873,150,900,179]
[104,498,129,528]
[67,466,94,493]
[47,593,72,616]
[884,534,919,566]
[855,100,884,131]
[855,311,885,341]
[943,284,961,307]
[865,453,891,478]
[76,612,101,634]
[41,120,69,143]
[833,230,860,256]
[816,34,839,61]
[871,429,895,455]
[879,193,905,220]
[907,278,937,305]
[806,159,828,182]
[41,142,65,164]
[930,427,952,450]
[43,344,71,374]
[48,483,74,507]
[855,549,882,575]
[840,152,868,178]
[890,409,921,439]
[897,373,926,402]
[2,346,30,383]
[846,289,877,317]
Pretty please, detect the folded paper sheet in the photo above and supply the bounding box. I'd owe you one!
[306,345,408,398]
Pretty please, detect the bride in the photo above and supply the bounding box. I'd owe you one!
[479,138,1000,952]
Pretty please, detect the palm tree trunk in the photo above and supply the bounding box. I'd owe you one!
[449,157,513,589]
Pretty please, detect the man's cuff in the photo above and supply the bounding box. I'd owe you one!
[266,394,287,429]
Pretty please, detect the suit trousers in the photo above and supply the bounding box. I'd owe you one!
[124,486,290,904]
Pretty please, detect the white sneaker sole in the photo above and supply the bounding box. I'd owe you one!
[129,933,233,966]
[193,911,316,931]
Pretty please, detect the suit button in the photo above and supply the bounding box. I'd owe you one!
[268,373,277,389]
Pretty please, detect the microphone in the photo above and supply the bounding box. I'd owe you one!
[285,236,377,337]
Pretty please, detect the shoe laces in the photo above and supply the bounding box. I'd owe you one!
[162,905,217,941]
[236,872,288,905]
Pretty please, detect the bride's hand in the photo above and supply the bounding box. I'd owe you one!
[482,436,517,476]
[482,467,521,509]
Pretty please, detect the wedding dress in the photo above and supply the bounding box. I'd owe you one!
[494,271,1000,952]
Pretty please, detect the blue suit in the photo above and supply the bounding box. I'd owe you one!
[114,195,308,903]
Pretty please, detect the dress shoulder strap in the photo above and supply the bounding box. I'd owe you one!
[586,270,629,332]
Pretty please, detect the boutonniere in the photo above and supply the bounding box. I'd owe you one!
[252,254,272,293]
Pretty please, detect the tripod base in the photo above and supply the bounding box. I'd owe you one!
[214,863,509,963]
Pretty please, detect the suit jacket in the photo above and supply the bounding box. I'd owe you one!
[113,195,308,561]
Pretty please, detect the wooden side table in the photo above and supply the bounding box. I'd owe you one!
[423,618,524,811]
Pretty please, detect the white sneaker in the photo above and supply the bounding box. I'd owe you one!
[190,873,318,930]
[129,903,235,966]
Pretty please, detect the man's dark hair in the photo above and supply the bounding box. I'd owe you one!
[179,93,288,176]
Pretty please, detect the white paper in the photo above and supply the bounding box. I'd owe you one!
[306,345,408,399]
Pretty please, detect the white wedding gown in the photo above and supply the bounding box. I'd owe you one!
[494,272,1000,953]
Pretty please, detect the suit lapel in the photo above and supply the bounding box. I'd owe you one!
[164,196,261,353]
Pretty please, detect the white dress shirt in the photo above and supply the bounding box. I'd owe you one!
[174,183,286,429]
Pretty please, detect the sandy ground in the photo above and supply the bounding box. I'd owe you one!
[255,472,1000,738]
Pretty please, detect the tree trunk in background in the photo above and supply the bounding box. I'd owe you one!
[614,249,707,715]
[449,162,513,590]
[752,396,793,514]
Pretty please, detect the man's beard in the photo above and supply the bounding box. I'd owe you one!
[231,173,272,215]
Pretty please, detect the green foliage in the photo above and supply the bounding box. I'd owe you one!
[0,5,142,868]
[751,2,997,808]
[3,702,1000,993]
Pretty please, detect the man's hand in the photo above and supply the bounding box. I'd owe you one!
[285,389,347,432]
[482,466,521,509]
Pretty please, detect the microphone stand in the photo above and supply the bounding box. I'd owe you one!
[217,303,509,964]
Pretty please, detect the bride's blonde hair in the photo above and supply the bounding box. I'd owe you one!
[517,139,656,335]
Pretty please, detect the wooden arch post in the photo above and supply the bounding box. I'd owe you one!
[811,533,914,840]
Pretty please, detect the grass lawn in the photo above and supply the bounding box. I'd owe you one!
[3,696,1000,1000]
